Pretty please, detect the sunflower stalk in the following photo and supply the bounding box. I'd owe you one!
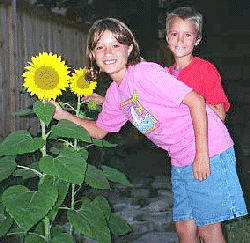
[70,95,81,235]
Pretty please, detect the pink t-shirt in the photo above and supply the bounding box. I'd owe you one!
[96,62,234,166]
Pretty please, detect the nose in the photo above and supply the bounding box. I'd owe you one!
[177,34,184,43]
[104,46,112,55]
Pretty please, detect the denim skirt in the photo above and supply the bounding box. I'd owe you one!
[171,147,248,226]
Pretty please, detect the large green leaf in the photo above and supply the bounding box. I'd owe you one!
[33,101,55,126]
[92,139,117,148]
[101,165,133,187]
[68,198,111,243]
[39,147,87,184]
[15,109,34,117]
[25,234,46,243]
[85,165,110,190]
[0,156,16,181]
[47,180,69,221]
[0,130,45,156]
[51,119,92,143]
[108,213,132,236]
[51,234,74,243]
[2,184,58,231]
[93,196,111,220]
[0,202,13,237]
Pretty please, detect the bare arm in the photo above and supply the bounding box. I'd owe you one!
[81,93,105,105]
[182,91,210,181]
[208,103,226,121]
[50,101,108,139]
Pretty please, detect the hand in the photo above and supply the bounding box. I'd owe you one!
[50,100,68,121]
[81,93,105,105]
[192,153,211,181]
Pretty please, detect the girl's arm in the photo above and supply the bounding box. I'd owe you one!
[182,91,211,181]
[81,93,105,105]
[208,103,226,121]
[50,101,108,139]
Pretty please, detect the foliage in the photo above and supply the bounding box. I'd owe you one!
[223,216,250,243]
[0,100,133,242]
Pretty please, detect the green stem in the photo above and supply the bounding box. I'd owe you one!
[40,102,50,241]
[17,165,43,177]
[44,216,50,242]
[40,120,47,157]
[70,96,81,235]
[70,183,75,235]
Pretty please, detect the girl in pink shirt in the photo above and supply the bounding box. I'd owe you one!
[51,18,247,243]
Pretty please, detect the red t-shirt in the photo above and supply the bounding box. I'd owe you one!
[168,57,230,111]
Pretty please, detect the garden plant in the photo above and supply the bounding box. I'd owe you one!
[0,52,133,243]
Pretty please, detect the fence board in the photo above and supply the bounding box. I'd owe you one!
[0,1,89,138]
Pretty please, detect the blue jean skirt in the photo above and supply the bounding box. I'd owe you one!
[171,147,248,226]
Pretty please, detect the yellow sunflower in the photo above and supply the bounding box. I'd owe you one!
[69,67,97,97]
[22,52,70,101]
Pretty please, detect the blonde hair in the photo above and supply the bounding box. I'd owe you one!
[85,17,141,81]
[166,7,203,39]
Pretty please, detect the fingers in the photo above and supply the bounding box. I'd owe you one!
[194,169,211,181]
[193,169,211,181]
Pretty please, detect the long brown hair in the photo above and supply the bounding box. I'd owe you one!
[85,18,141,81]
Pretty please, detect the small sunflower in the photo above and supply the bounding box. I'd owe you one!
[69,67,97,97]
[22,52,70,101]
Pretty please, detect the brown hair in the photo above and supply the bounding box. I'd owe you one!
[166,7,203,39]
[85,18,141,81]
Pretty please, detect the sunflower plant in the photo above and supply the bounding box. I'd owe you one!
[0,53,133,243]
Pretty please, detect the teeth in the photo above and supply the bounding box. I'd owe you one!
[104,60,115,65]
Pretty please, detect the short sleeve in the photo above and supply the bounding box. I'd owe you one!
[135,63,193,106]
[202,64,230,111]
[96,83,127,132]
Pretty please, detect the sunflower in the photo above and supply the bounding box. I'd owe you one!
[69,67,97,97]
[22,52,70,101]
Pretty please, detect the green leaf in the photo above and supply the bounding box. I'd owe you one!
[39,147,87,184]
[47,180,69,221]
[2,184,58,231]
[68,198,111,243]
[85,165,110,190]
[0,156,16,181]
[93,196,111,220]
[51,119,92,143]
[92,139,118,148]
[108,213,132,236]
[33,101,55,126]
[25,234,46,243]
[77,148,89,160]
[0,202,13,237]
[15,109,34,117]
[0,130,45,156]
[101,165,133,187]
[51,234,74,243]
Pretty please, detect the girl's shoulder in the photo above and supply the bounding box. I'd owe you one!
[131,61,167,74]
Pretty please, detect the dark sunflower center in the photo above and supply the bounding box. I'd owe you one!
[35,67,59,90]
[77,76,89,89]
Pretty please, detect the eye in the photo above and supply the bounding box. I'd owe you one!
[185,33,192,38]
[169,32,178,37]
[95,45,103,51]
[113,44,120,48]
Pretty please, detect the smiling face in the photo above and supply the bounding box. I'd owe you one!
[91,30,133,84]
[166,16,200,65]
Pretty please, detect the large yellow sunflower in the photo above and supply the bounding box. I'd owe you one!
[69,67,97,97]
[22,52,70,101]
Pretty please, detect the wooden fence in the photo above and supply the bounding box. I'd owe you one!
[0,0,89,140]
